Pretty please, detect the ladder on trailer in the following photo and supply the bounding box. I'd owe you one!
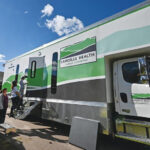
[13,101,41,120]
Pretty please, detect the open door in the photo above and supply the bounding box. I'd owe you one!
[116,58,138,116]
[115,57,150,118]
[27,57,45,92]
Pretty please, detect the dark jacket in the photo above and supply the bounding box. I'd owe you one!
[3,95,8,109]
[0,94,8,110]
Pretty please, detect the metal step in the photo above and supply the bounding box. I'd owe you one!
[116,118,150,139]
[14,101,41,120]
[117,118,150,127]
[115,133,150,145]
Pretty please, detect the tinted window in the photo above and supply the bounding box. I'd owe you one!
[122,61,140,84]
[15,64,20,82]
[25,68,28,76]
[31,61,36,78]
[51,52,58,94]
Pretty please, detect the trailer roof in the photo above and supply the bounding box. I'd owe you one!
[7,0,150,63]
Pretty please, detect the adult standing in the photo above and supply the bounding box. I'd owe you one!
[19,76,27,107]
[0,88,8,123]
[10,81,21,117]
[0,90,4,123]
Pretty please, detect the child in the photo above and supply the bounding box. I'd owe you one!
[0,88,8,123]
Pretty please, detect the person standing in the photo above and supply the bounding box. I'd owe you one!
[19,76,27,106]
[10,81,21,117]
[0,90,4,123]
[0,88,8,123]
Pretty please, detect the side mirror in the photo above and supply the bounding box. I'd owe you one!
[138,57,148,75]
[138,56,150,84]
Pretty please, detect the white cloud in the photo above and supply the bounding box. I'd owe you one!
[24,11,28,14]
[0,54,6,63]
[41,4,54,18]
[45,15,84,36]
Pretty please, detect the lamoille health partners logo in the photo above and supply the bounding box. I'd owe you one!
[60,37,97,68]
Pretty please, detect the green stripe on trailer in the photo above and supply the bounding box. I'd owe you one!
[132,94,150,99]
[2,72,24,92]
[29,58,105,87]
[58,57,105,83]
[19,57,105,87]
[28,68,45,87]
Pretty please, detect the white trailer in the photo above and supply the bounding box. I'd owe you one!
[2,0,150,147]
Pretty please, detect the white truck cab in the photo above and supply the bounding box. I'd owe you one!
[114,57,150,118]
[114,56,150,144]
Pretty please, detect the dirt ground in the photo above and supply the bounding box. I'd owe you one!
[0,115,150,150]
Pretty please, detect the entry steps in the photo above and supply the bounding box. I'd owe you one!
[115,118,150,145]
[0,123,16,134]
[14,101,41,120]
[115,133,150,145]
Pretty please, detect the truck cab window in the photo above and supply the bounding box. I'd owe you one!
[122,61,140,84]
[31,61,36,78]
[51,52,58,94]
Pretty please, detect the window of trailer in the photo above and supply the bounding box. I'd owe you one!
[51,52,58,94]
[15,64,20,82]
[31,61,36,78]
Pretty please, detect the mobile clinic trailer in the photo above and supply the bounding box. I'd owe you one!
[2,0,150,146]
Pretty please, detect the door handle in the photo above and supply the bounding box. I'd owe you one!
[120,93,128,103]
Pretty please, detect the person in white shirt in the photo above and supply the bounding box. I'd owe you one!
[10,80,21,117]
[19,76,27,106]
[19,76,27,97]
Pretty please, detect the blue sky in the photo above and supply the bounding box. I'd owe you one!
[0,0,145,71]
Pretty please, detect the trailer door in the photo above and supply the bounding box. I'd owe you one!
[27,57,45,91]
[115,58,150,118]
